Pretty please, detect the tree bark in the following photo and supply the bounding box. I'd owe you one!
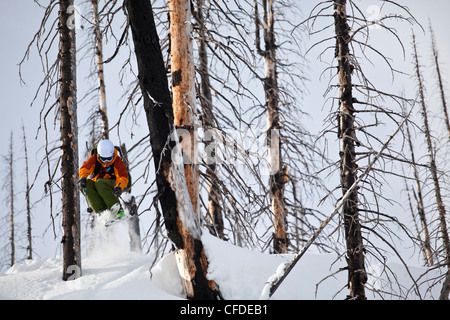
[405,121,433,266]
[193,0,224,239]
[429,27,450,299]
[124,0,220,300]
[91,0,109,139]
[8,133,15,267]
[430,25,450,141]
[169,0,199,214]
[22,125,33,260]
[168,0,222,298]
[412,34,450,300]
[255,0,287,254]
[59,0,81,281]
[334,0,366,300]
[120,143,142,253]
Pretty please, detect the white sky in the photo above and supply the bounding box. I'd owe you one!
[1,0,450,261]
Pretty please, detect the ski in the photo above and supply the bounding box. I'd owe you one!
[103,193,137,228]
[104,213,127,228]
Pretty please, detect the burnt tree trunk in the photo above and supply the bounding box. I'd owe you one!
[405,120,433,266]
[120,143,142,253]
[430,26,450,299]
[412,34,450,300]
[169,0,199,213]
[168,0,221,298]
[334,0,366,299]
[124,0,220,300]
[22,125,33,260]
[8,133,15,267]
[255,0,287,254]
[193,0,225,239]
[91,0,109,139]
[60,0,81,281]
[430,25,450,141]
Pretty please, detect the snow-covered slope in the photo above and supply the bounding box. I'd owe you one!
[0,222,182,300]
[0,221,442,300]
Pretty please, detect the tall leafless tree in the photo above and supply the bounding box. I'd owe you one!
[124,0,220,300]
[91,0,109,140]
[7,132,15,267]
[405,119,433,266]
[193,0,225,240]
[430,25,450,141]
[254,0,288,254]
[59,0,82,281]
[333,0,366,299]
[412,33,450,300]
[22,124,33,260]
[190,0,323,254]
[169,0,199,215]
[300,0,421,299]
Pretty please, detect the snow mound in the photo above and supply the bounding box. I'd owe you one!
[0,222,181,300]
[0,226,443,300]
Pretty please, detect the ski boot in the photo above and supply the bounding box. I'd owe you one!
[104,203,126,227]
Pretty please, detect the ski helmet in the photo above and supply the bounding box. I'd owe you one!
[97,139,115,159]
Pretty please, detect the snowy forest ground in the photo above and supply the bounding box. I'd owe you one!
[0,219,442,301]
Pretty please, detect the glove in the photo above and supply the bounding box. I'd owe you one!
[113,186,122,198]
[79,177,87,189]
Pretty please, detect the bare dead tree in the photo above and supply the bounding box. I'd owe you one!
[430,24,450,141]
[405,118,433,267]
[412,33,450,300]
[19,0,63,244]
[188,0,326,254]
[7,132,15,267]
[193,0,225,240]
[124,0,221,299]
[300,0,421,299]
[22,124,33,260]
[254,0,288,254]
[91,0,109,140]
[333,0,366,299]
[261,108,413,299]
[59,0,82,281]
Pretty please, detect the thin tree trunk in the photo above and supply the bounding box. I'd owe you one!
[91,0,109,139]
[124,0,220,300]
[22,125,33,260]
[430,26,450,298]
[430,25,450,141]
[412,34,450,300]
[120,143,142,253]
[193,0,224,239]
[405,120,433,266]
[255,0,288,254]
[8,133,15,267]
[334,0,366,299]
[60,0,81,281]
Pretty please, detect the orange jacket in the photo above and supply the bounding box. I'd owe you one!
[79,148,129,190]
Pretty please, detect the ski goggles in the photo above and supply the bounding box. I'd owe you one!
[99,155,114,162]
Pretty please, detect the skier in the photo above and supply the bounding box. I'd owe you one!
[79,139,129,223]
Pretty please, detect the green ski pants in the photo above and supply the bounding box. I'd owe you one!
[83,179,120,213]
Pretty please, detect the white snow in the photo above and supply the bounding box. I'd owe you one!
[0,224,443,300]
[168,131,202,240]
